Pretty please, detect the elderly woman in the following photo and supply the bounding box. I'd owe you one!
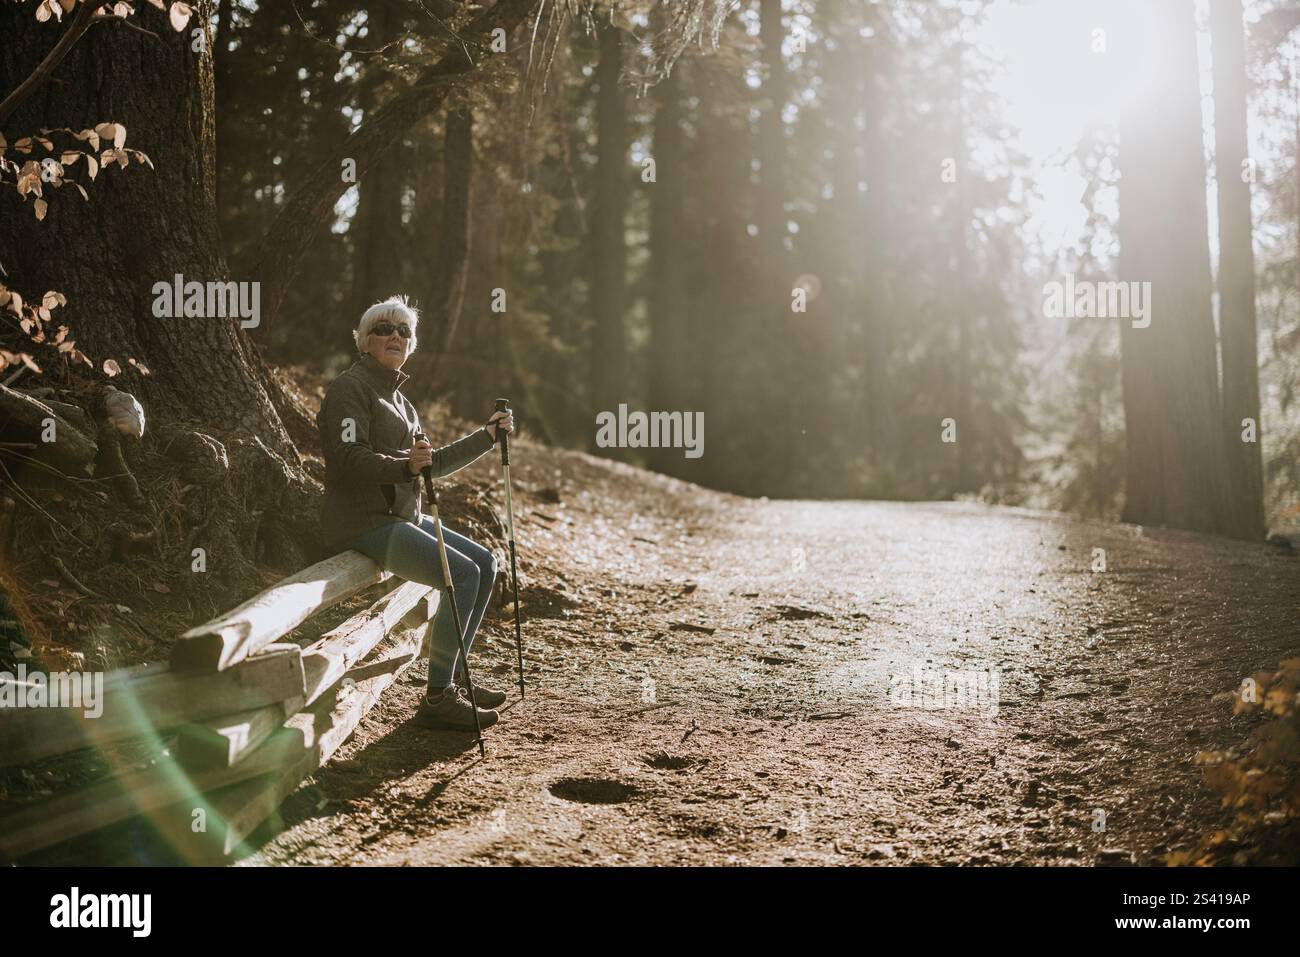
[318,295,513,731]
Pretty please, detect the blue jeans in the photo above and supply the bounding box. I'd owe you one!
[347,517,497,692]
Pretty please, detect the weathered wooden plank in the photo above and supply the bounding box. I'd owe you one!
[174,696,305,771]
[0,602,434,860]
[301,581,434,703]
[173,584,436,770]
[0,732,291,860]
[0,644,305,768]
[169,550,391,673]
[195,618,431,856]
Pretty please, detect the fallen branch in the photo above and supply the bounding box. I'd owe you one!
[51,555,96,598]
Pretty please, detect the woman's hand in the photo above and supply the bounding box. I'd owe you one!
[408,437,433,476]
[487,410,514,442]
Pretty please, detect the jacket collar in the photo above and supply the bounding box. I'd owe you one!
[354,352,410,393]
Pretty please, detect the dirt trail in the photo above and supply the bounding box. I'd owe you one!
[229,449,1299,867]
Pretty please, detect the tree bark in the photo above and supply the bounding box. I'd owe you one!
[423,106,474,387]
[647,61,687,476]
[694,58,751,493]
[349,149,407,323]
[214,0,233,213]
[0,0,323,587]
[0,0,292,457]
[860,17,895,474]
[952,41,976,495]
[347,0,406,332]
[757,0,794,493]
[588,20,628,448]
[1117,0,1232,535]
[1211,0,1266,540]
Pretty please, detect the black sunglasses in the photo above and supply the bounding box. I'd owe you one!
[370,321,412,338]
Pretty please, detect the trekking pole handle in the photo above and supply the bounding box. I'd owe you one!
[493,397,511,466]
[414,430,435,504]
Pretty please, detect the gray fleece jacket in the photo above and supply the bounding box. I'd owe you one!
[317,354,495,551]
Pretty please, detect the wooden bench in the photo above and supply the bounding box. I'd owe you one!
[0,551,438,860]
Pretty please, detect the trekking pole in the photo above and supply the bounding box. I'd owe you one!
[416,431,486,757]
[494,398,526,700]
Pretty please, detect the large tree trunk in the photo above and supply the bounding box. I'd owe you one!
[349,151,407,322]
[0,1,291,452]
[422,107,474,387]
[950,41,976,494]
[861,21,896,477]
[757,0,793,494]
[1117,0,1231,535]
[0,0,321,588]
[536,93,585,446]
[214,0,233,212]
[347,1,407,331]
[1211,0,1266,540]
[694,51,752,493]
[588,20,628,449]
[647,61,687,476]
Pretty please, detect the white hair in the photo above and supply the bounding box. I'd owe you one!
[354,295,419,353]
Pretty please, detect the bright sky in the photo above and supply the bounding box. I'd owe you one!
[974,0,1218,273]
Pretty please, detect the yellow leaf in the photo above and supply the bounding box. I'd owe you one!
[127,357,151,375]
[85,154,98,181]
[74,183,89,201]
[32,199,46,221]
[41,291,61,311]
[113,124,126,149]
[60,151,80,166]
[36,1,52,24]
[169,2,192,32]
[103,358,121,377]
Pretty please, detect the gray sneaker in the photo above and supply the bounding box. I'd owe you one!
[416,687,499,731]
[453,681,509,709]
